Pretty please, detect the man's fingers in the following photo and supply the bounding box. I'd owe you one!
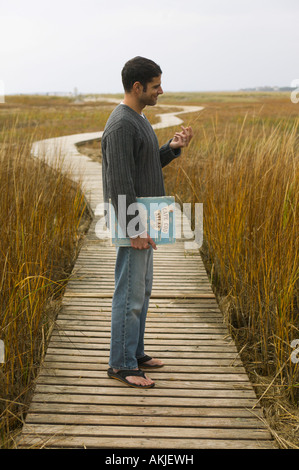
[148,237,157,250]
[170,126,193,149]
[189,127,194,139]
[181,126,193,142]
[130,234,157,250]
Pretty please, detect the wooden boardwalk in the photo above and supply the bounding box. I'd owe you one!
[18,103,275,449]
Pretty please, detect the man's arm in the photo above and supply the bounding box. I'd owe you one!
[103,127,146,238]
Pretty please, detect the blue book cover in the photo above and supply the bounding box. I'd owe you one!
[109,196,176,246]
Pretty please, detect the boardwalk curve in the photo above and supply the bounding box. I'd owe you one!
[18,101,275,449]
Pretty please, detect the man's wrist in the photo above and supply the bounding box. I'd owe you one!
[169,140,181,154]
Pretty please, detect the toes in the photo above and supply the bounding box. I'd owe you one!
[127,375,154,387]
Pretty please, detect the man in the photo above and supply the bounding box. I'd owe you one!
[101,56,193,388]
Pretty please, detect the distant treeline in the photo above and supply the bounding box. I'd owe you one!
[240,86,295,92]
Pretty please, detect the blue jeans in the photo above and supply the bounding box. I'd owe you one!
[109,245,153,369]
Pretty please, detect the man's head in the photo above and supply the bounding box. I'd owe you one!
[121,56,162,93]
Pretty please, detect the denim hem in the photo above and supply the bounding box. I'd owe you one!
[136,354,147,360]
[108,363,139,370]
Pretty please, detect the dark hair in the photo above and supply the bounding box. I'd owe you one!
[121,56,162,92]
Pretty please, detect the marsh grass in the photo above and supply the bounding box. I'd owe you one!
[0,116,91,447]
[0,98,110,144]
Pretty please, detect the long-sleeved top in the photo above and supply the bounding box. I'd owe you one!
[101,103,181,237]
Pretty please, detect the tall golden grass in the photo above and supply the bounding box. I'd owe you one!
[158,97,298,444]
[0,119,90,446]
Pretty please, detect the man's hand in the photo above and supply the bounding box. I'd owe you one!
[169,126,193,150]
[130,232,157,250]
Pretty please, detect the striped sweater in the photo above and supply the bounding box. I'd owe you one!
[101,103,181,236]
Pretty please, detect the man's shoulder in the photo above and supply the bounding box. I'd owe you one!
[103,104,141,136]
[102,104,147,140]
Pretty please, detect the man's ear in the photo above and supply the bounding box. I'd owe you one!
[132,81,143,95]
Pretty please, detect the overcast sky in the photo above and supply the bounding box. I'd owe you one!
[1,0,298,94]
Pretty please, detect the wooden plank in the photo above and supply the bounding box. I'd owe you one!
[48,338,238,349]
[29,393,258,407]
[57,314,225,322]
[33,384,255,399]
[63,293,216,298]
[24,413,266,429]
[46,333,231,342]
[60,306,222,313]
[42,361,246,374]
[45,347,240,359]
[63,297,218,304]
[42,355,242,368]
[18,435,273,449]
[48,337,234,348]
[54,323,227,334]
[21,423,271,441]
[48,336,239,347]
[34,368,251,382]
[34,376,255,391]
[54,319,227,329]
[25,402,263,418]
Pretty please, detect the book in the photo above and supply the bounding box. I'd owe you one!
[109,196,176,246]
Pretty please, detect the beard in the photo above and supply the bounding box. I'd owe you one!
[140,94,158,107]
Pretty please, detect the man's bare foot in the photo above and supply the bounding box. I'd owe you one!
[141,358,164,367]
[113,368,154,387]
[137,355,164,368]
